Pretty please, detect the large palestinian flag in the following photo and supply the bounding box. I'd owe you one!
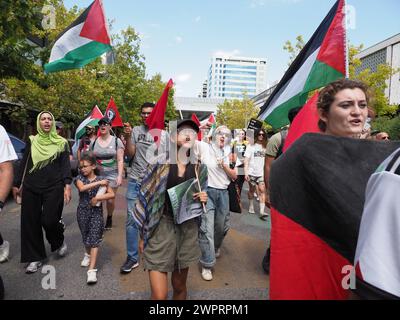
[269,134,400,299]
[258,0,346,129]
[44,0,112,73]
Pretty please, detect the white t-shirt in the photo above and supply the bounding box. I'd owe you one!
[0,125,18,164]
[195,141,231,190]
[244,143,266,177]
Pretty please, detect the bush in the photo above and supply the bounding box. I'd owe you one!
[372,116,400,140]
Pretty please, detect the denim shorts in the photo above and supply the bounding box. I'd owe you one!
[143,215,200,272]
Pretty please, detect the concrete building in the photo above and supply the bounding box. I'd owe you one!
[251,82,278,110]
[355,33,400,105]
[198,79,208,98]
[174,96,224,120]
[207,56,267,99]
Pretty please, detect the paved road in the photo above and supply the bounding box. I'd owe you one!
[0,179,269,300]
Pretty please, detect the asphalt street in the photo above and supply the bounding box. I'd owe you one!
[0,179,269,300]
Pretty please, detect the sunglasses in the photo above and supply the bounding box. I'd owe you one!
[141,112,152,116]
[382,136,390,140]
[258,133,266,136]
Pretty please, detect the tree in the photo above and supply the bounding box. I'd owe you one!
[283,35,305,67]
[349,44,398,117]
[1,1,176,132]
[216,96,259,129]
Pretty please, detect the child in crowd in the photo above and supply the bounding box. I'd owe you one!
[74,154,114,284]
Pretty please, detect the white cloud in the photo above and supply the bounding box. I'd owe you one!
[213,49,241,58]
[195,16,201,23]
[250,0,265,8]
[175,74,192,83]
[175,36,183,44]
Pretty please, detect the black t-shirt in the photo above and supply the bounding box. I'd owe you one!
[163,164,196,217]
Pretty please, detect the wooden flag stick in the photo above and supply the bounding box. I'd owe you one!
[194,164,207,214]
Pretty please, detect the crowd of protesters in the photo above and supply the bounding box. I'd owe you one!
[0,78,399,300]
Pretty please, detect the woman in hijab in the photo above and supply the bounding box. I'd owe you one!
[12,111,72,274]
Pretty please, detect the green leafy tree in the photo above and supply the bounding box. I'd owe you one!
[216,96,259,129]
[349,44,398,117]
[0,0,48,79]
[1,1,176,132]
[283,35,305,67]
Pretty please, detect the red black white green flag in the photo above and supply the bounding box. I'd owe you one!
[44,0,112,73]
[258,0,346,129]
[269,135,400,299]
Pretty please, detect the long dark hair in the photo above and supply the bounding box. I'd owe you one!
[254,128,267,148]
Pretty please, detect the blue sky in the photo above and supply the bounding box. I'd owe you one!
[64,0,400,97]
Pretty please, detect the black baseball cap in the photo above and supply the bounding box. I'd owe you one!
[98,116,112,125]
[177,119,200,133]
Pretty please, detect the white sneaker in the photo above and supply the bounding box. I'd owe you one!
[26,261,42,274]
[81,253,91,267]
[0,240,10,263]
[201,267,213,281]
[57,242,67,257]
[248,205,255,214]
[259,213,269,220]
[215,248,221,259]
[87,269,98,284]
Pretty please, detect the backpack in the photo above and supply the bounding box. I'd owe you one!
[275,130,288,159]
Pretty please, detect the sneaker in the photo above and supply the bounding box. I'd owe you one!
[248,206,255,214]
[104,216,112,230]
[0,240,10,263]
[81,253,91,267]
[201,267,213,281]
[57,242,67,257]
[215,248,221,259]
[26,261,42,274]
[87,269,98,284]
[120,259,139,274]
[259,213,269,221]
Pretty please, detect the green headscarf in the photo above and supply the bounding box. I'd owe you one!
[29,111,68,173]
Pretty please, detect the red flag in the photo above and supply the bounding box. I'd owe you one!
[191,113,202,141]
[80,0,111,45]
[105,97,123,127]
[283,92,320,152]
[146,79,173,143]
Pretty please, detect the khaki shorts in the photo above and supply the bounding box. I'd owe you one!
[143,215,200,272]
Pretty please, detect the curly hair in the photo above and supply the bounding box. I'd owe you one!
[317,79,370,132]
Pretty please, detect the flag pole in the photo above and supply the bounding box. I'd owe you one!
[344,0,349,79]
[194,164,207,214]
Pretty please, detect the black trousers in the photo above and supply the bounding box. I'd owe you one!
[236,174,246,196]
[20,184,65,263]
[0,232,3,246]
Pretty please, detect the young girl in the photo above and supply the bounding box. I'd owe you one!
[74,154,115,284]
[244,128,268,219]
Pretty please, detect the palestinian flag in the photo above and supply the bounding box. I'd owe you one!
[354,148,400,299]
[269,134,400,299]
[206,113,217,138]
[75,105,103,140]
[44,0,112,73]
[258,0,346,129]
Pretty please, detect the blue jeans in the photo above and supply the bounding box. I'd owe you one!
[126,179,141,262]
[199,187,230,268]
